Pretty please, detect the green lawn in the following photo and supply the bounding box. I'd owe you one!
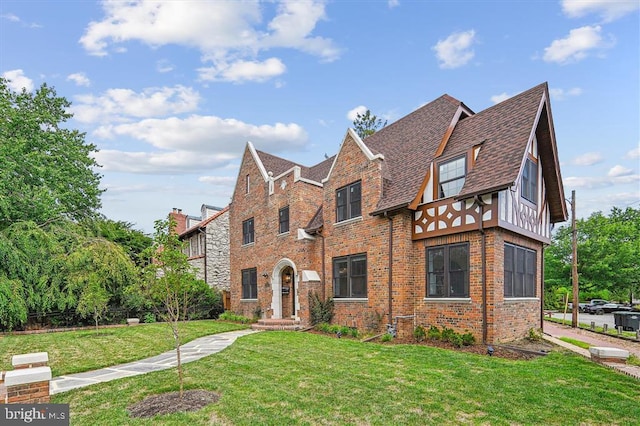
[0,320,247,376]
[53,331,640,425]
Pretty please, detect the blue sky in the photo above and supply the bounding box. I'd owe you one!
[1,0,638,234]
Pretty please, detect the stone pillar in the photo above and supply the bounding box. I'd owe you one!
[1,352,51,404]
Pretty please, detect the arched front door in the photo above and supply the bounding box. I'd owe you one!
[271,259,297,320]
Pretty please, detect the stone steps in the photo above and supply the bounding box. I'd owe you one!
[251,318,302,331]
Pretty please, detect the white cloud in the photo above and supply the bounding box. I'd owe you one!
[94,150,236,174]
[564,174,640,189]
[388,0,400,8]
[432,30,476,69]
[543,25,614,64]
[2,69,34,92]
[549,87,583,100]
[198,176,237,186]
[198,58,286,83]
[67,72,91,87]
[562,0,640,23]
[573,152,604,166]
[625,146,640,159]
[79,0,339,82]
[347,105,368,121]
[98,115,308,153]
[608,165,633,177]
[156,59,174,73]
[490,93,511,104]
[71,85,200,123]
[1,13,20,22]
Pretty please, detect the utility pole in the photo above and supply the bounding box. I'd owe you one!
[571,190,578,328]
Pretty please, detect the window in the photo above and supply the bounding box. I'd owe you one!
[426,243,469,298]
[333,253,367,298]
[521,159,537,204]
[504,243,536,297]
[336,181,362,222]
[279,206,290,234]
[242,218,254,245]
[245,174,250,194]
[241,268,257,299]
[438,156,466,198]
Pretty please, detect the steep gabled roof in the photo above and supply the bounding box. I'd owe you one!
[255,148,333,183]
[444,82,566,222]
[363,95,463,213]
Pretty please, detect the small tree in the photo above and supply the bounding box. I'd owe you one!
[352,109,387,139]
[140,216,200,398]
[76,279,110,331]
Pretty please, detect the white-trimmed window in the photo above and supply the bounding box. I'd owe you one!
[333,253,367,298]
[241,268,257,299]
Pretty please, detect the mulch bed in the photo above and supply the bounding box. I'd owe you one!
[128,389,220,418]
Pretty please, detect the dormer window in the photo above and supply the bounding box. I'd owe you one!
[438,156,466,198]
[522,159,537,204]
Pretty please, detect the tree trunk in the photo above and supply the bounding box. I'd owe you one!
[172,322,183,398]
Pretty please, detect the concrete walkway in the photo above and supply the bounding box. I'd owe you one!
[50,329,259,394]
[543,321,640,380]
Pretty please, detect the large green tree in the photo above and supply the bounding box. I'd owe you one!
[0,78,103,229]
[545,207,640,304]
[352,109,387,139]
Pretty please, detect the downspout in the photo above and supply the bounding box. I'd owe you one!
[198,228,208,284]
[540,243,547,332]
[317,230,326,300]
[386,212,393,325]
[475,196,488,344]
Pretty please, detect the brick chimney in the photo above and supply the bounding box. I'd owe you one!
[168,208,188,234]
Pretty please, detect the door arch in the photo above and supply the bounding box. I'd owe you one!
[270,258,298,320]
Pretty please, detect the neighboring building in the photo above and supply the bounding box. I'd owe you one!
[169,205,230,295]
[229,83,567,343]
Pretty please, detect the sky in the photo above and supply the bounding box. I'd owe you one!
[1,0,638,234]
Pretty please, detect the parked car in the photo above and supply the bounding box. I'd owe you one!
[584,299,633,315]
[567,302,588,312]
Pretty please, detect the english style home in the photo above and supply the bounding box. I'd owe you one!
[229,82,566,343]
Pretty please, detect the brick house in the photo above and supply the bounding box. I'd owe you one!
[229,82,566,343]
[169,205,230,295]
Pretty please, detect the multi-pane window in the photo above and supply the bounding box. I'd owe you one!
[438,156,466,198]
[333,253,367,298]
[336,181,362,222]
[504,243,536,297]
[521,159,538,204]
[241,268,257,299]
[426,243,469,298]
[242,218,254,245]
[279,206,290,234]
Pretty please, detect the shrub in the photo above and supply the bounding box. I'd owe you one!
[427,325,441,340]
[413,325,426,342]
[143,312,156,323]
[308,292,334,325]
[252,306,262,321]
[219,311,251,324]
[441,326,456,341]
[461,332,475,346]
[380,333,393,342]
[527,327,543,341]
[449,334,464,348]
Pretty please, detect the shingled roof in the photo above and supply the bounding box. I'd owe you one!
[255,149,335,183]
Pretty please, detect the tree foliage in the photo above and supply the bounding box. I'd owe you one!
[352,109,387,139]
[0,78,103,229]
[0,220,139,330]
[545,207,640,303]
[81,218,152,267]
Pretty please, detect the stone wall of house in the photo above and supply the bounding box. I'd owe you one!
[206,209,230,291]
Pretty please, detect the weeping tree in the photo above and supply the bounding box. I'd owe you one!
[139,216,202,398]
[67,238,138,331]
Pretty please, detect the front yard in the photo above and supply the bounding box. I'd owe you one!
[48,330,640,425]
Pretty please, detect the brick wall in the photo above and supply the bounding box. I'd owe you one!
[1,352,51,404]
